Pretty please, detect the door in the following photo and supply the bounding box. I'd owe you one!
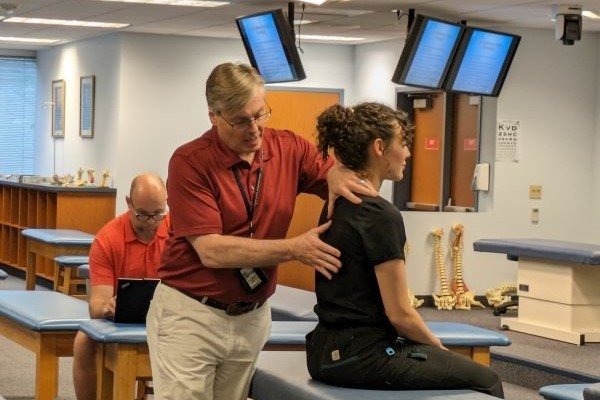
[266,89,341,291]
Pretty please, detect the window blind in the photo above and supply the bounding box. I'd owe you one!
[0,57,36,175]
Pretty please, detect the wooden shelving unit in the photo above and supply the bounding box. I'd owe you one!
[0,180,116,281]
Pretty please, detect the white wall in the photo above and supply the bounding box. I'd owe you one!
[114,33,354,203]
[594,36,600,221]
[33,32,354,210]
[32,28,600,294]
[353,28,600,293]
[35,35,122,182]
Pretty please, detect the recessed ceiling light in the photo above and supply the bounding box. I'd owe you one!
[0,36,59,44]
[582,10,600,20]
[294,19,314,25]
[298,34,364,41]
[4,17,130,29]
[98,0,229,6]
[297,0,328,5]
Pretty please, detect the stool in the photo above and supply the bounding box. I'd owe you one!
[21,229,94,290]
[78,264,91,296]
[53,255,89,298]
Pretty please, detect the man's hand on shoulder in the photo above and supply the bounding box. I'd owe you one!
[326,164,378,218]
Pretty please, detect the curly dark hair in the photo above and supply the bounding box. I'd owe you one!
[316,102,414,171]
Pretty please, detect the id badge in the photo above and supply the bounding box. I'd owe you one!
[237,267,268,294]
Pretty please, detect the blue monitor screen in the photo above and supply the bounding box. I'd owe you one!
[237,10,306,83]
[446,28,520,96]
[392,15,464,90]
[405,21,462,87]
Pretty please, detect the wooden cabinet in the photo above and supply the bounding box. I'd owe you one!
[0,180,116,277]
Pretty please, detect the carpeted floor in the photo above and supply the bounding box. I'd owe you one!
[419,306,600,380]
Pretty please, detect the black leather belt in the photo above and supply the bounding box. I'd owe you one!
[164,283,264,316]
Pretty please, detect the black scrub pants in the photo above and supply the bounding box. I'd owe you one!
[306,324,504,399]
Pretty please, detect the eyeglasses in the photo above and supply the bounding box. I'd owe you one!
[218,106,272,133]
[129,198,167,222]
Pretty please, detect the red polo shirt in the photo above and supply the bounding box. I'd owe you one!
[89,212,170,290]
[159,126,333,303]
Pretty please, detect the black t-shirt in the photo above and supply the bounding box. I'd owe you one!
[314,195,406,330]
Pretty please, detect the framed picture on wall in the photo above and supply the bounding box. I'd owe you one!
[80,75,95,138]
[51,79,65,138]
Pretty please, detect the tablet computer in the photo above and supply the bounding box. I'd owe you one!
[113,278,160,324]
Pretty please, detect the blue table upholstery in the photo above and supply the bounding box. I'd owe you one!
[539,384,588,400]
[0,290,89,331]
[79,319,508,348]
[427,322,510,347]
[271,285,318,321]
[79,319,318,346]
[473,238,600,264]
[21,229,94,245]
[250,351,497,400]
[80,319,146,343]
[54,255,90,266]
[78,264,90,278]
[585,383,600,400]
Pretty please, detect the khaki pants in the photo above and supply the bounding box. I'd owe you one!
[147,283,271,400]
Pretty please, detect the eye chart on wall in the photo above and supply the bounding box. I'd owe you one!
[496,120,520,162]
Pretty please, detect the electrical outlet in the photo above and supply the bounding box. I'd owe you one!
[529,185,542,199]
[531,208,540,224]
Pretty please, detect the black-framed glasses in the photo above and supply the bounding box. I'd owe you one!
[218,105,272,133]
[129,198,167,222]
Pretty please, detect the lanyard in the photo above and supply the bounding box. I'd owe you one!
[233,151,263,237]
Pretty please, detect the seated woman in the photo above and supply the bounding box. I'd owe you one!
[306,102,504,398]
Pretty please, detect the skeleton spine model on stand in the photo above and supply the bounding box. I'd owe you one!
[450,224,484,310]
[432,228,456,310]
[486,283,517,307]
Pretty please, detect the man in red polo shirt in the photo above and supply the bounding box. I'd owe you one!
[73,173,169,400]
[146,63,377,400]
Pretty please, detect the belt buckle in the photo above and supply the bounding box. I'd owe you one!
[226,302,251,316]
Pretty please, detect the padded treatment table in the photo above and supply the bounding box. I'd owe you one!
[21,229,94,290]
[585,383,600,400]
[0,291,89,400]
[269,285,509,365]
[426,321,510,365]
[271,284,318,321]
[250,351,498,400]
[474,238,600,344]
[79,318,510,400]
[79,319,317,400]
[53,255,89,297]
[539,384,590,400]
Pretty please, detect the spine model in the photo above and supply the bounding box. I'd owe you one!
[432,228,456,310]
[451,224,484,310]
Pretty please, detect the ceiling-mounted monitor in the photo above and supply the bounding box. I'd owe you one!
[391,14,465,90]
[444,27,521,97]
[236,9,306,84]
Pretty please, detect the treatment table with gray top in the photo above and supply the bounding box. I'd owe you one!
[474,238,600,345]
[250,351,499,400]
